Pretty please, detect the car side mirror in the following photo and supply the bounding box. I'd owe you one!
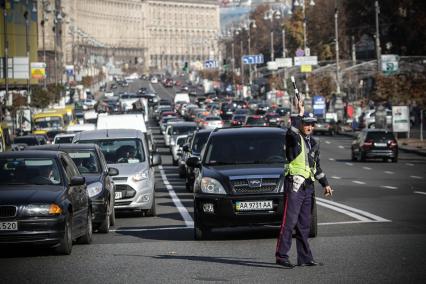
[108,167,119,176]
[70,176,85,186]
[151,153,162,167]
[186,156,200,168]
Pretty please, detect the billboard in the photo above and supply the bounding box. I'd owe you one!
[392,106,410,133]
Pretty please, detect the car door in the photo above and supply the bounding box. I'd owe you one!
[62,154,88,236]
[98,148,114,211]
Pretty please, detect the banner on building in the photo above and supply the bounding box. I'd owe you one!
[31,62,46,79]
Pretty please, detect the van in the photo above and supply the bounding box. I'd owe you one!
[174,93,190,105]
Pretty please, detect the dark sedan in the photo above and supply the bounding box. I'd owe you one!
[28,144,119,233]
[0,151,92,254]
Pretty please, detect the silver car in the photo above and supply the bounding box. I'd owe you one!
[73,129,161,216]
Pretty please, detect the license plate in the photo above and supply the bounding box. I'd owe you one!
[375,143,387,147]
[235,201,273,211]
[0,221,18,231]
[115,192,123,200]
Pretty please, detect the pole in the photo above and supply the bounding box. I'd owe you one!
[240,38,244,91]
[334,5,340,94]
[54,18,58,86]
[42,8,47,89]
[303,3,307,53]
[231,41,235,88]
[375,0,381,73]
[3,5,9,107]
[25,2,30,102]
[282,28,287,98]
[351,35,356,65]
[421,110,424,142]
[270,29,274,61]
[248,30,252,86]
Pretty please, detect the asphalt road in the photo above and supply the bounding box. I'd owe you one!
[1,79,425,283]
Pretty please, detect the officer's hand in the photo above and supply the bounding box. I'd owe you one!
[324,185,333,197]
[298,99,304,116]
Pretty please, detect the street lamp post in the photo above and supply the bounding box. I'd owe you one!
[244,19,256,86]
[375,0,381,73]
[335,5,340,94]
[264,9,281,62]
[2,4,9,108]
[24,3,30,101]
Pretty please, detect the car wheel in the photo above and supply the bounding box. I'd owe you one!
[98,204,110,234]
[55,215,73,255]
[194,224,210,240]
[77,208,93,244]
[145,194,156,217]
[392,157,398,163]
[109,205,116,226]
[309,198,318,238]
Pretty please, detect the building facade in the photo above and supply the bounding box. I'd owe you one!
[36,0,220,76]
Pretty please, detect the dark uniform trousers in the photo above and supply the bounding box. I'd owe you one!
[275,176,314,264]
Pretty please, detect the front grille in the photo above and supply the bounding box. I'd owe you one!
[113,176,128,181]
[115,184,136,199]
[0,234,50,242]
[115,201,132,206]
[231,178,279,193]
[0,206,17,218]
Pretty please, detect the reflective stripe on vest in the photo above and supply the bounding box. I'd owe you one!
[285,134,315,180]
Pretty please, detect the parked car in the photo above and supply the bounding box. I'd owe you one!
[351,129,398,162]
[187,127,320,240]
[313,118,338,136]
[0,151,92,254]
[73,129,161,216]
[29,144,119,233]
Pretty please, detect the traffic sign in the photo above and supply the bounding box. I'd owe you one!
[301,65,312,73]
[294,56,318,66]
[275,58,293,68]
[267,61,278,70]
[295,48,305,57]
[242,54,264,65]
[381,54,399,75]
[204,60,218,69]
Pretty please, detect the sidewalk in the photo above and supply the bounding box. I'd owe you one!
[338,131,426,157]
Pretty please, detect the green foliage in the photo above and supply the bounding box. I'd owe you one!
[30,86,53,109]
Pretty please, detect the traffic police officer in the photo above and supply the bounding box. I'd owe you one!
[275,100,333,268]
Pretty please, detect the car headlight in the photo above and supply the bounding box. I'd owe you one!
[132,170,149,182]
[87,182,103,198]
[200,177,226,195]
[22,204,62,216]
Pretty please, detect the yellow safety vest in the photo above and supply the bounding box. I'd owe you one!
[285,134,316,181]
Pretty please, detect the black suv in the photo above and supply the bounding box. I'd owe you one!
[351,129,398,162]
[188,127,310,240]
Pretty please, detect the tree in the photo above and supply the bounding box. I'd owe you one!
[30,86,54,109]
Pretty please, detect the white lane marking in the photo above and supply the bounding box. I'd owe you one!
[331,176,341,180]
[328,158,335,161]
[111,226,193,232]
[384,171,394,175]
[316,197,390,222]
[406,163,414,166]
[159,166,193,227]
[381,185,398,190]
[352,180,366,185]
[316,201,370,222]
[363,167,372,170]
[345,162,353,166]
[410,175,423,179]
[319,221,375,226]
[325,141,331,144]
[414,191,426,196]
[338,145,345,149]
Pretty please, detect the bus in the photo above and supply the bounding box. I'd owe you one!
[32,109,69,141]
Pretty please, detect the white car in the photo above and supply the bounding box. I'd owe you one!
[150,76,158,84]
[53,133,75,144]
[170,135,188,166]
[202,116,224,130]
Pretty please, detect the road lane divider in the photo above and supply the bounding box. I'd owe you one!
[345,162,354,166]
[381,185,398,189]
[414,191,426,196]
[410,175,423,179]
[328,158,335,161]
[363,167,372,170]
[331,176,341,180]
[352,180,366,185]
[159,166,194,227]
[316,197,391,222]
[406,163,414,166]
[338,145,345,149]
[384,171,394,175]
[325,141,331,144]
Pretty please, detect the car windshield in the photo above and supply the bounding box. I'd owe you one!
[13,137,39,145]
[54,136,74,144]
[192,132,211,153]
[0,158,62,186]
[67,151,101,174]
[78,139,145,164]
[366,131,395,141]
[172,126,197,135]
[204,134,285,165]
[246,117,267,124]
[33,117,63,129]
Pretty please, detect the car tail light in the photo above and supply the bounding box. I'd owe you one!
[363,140,373,149]
[203,121,209,125]
[388,140,398,149]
